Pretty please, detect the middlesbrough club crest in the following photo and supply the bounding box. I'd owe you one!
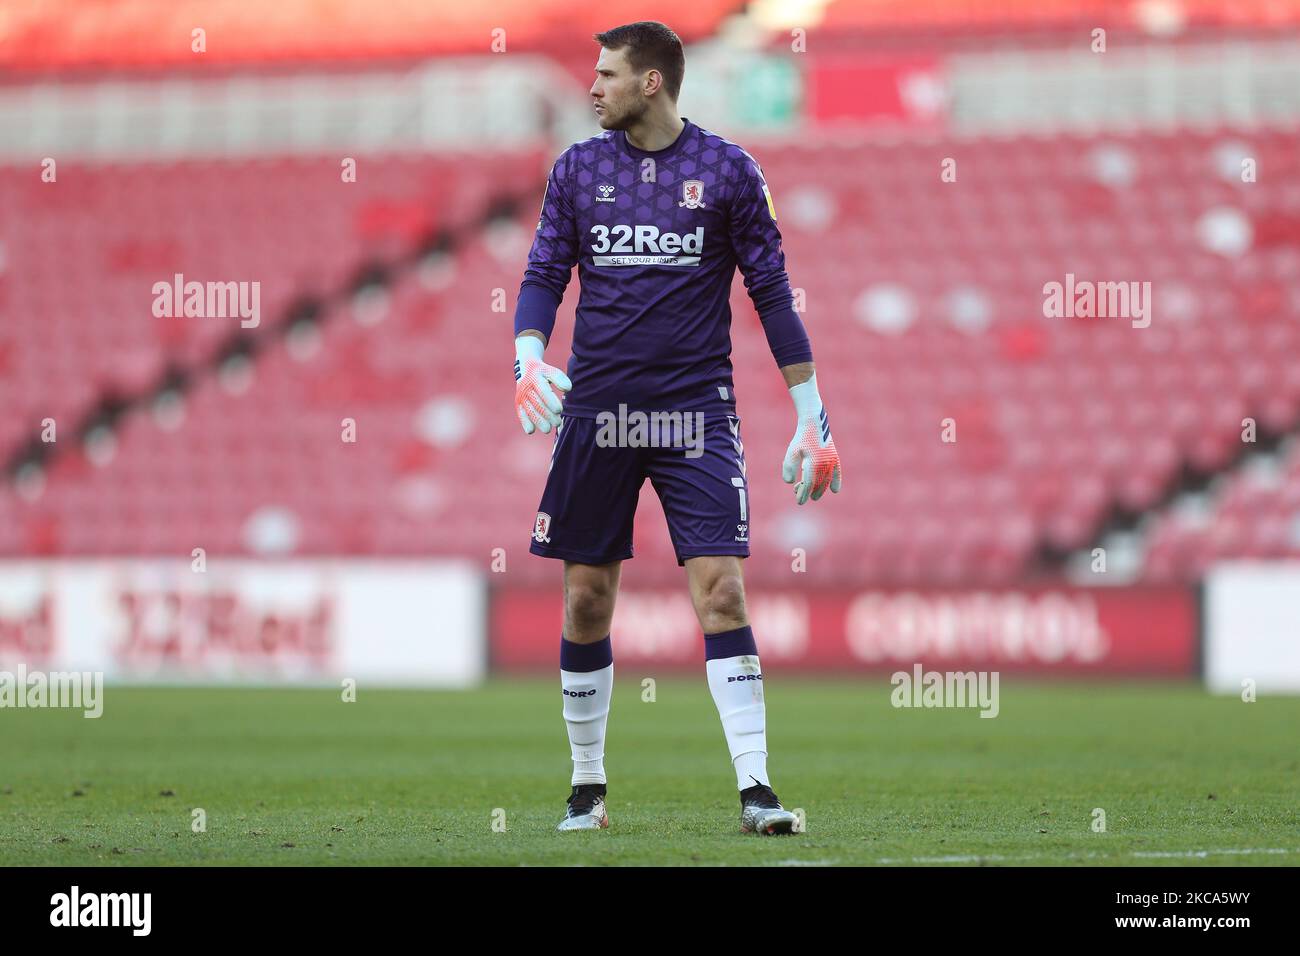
[533,512,552,544]
[679,179,706,209]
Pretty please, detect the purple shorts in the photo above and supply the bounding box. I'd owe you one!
[529,413,750,566]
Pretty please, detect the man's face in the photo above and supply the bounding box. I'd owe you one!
[590,46,649,130]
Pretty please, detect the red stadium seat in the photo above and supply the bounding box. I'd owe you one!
[6,125,1300,585]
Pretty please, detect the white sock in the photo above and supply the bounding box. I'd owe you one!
[561,663,613,786]
[706,654,769,790]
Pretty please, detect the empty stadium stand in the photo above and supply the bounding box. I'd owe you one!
[5,122,1299,584]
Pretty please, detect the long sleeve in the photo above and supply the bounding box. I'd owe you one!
[515,148,580,339]
[728,156,813,367]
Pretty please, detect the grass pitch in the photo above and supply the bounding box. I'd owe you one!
[1,678,1296,866]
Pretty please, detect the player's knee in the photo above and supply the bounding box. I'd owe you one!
[698,573,747,630]
[564,579,617,635]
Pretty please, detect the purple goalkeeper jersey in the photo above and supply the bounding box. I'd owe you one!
[517,117,807,420]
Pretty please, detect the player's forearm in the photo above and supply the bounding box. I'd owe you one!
[514,282,562,344]
[756,300,813,372]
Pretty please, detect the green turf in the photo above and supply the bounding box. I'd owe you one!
[0,679,1296,866]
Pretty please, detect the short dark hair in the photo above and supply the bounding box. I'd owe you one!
[593,21,685,102]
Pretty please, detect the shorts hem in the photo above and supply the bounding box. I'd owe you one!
[529,542,634,565]
[675,546,750,566]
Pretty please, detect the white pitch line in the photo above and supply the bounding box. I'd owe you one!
[874,847,1300,865]
[1131,847,1297,859]
[874,852,1057,865]
[774,858,839,866]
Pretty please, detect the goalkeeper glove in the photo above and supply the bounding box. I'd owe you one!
[514,334,572,435]
[781,372,842,505]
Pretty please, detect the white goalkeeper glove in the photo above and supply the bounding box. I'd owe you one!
[781,372,842,505]
[514,335,572,435]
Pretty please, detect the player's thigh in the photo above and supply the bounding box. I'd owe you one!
[530,416,643,565]
[645,415,750,565]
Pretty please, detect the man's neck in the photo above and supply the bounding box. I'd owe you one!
[624,112,685,152]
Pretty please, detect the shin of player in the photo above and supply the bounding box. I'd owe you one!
[704,625,768,789]
[560,634,613,785]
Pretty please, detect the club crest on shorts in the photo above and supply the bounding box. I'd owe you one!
[679,179,706,209]
[533,512,553,544]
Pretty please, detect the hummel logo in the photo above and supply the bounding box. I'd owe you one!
[596,183,616,203]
